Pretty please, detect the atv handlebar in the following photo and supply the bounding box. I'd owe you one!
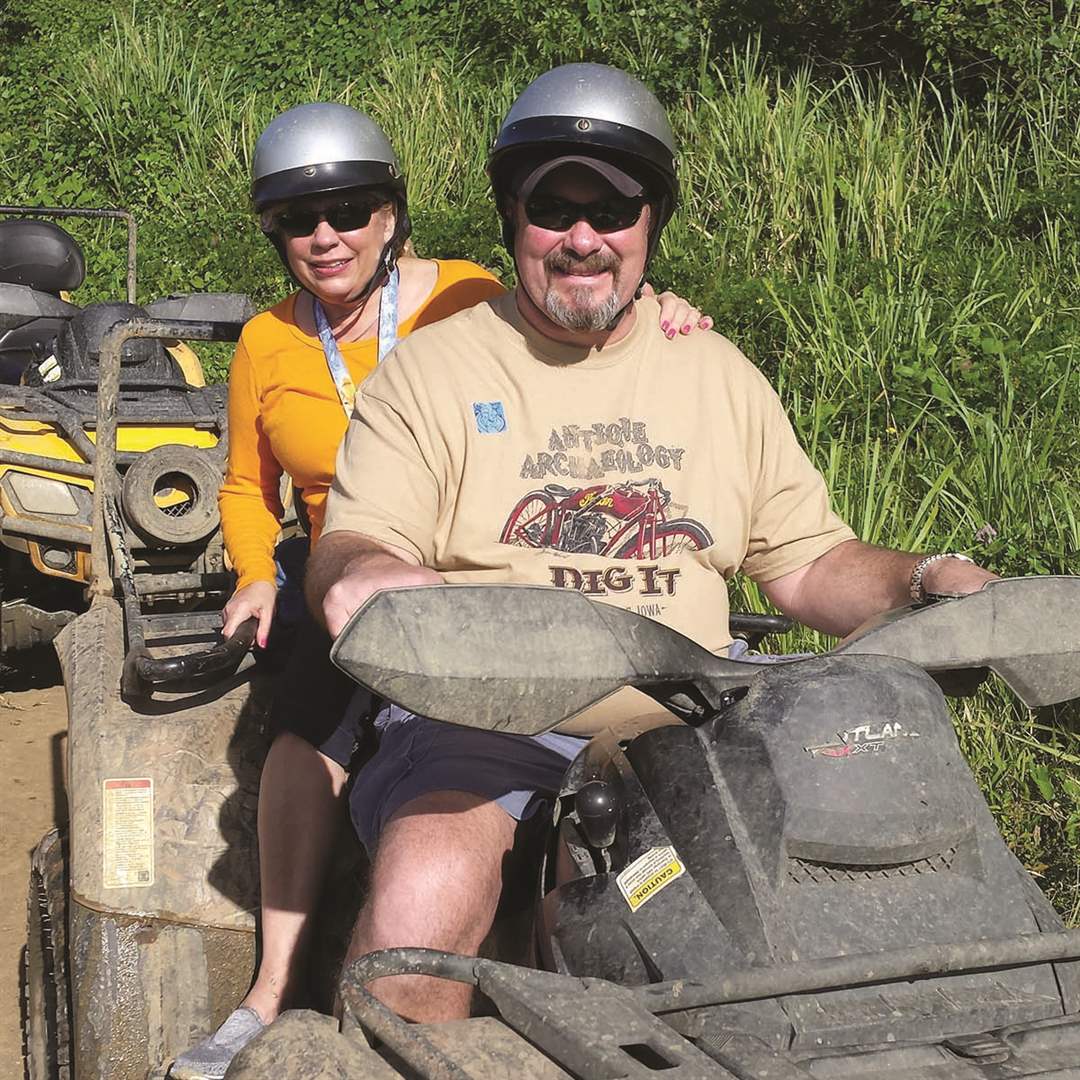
[332,578,1080,736]
[121,617,257,696]
[728,611,795,648]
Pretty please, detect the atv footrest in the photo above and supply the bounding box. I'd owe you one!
[477,965,738,1078]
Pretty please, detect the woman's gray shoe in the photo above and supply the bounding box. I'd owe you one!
[169,1007,268,1080]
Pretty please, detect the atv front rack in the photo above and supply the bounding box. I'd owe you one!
[340,931,1080,1078]
[88,317,252,697]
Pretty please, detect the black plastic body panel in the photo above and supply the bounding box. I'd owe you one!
[540,655,1080,1055]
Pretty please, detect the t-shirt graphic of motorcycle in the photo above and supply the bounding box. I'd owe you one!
[499,477,713,559]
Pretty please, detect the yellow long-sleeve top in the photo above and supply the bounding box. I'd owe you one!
[220,259,504,589]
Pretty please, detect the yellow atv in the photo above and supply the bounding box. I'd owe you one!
[0,206,253,663]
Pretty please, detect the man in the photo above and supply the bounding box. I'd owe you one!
[306,63,995,1022]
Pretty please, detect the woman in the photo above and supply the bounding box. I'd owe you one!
[172,101,708,1079]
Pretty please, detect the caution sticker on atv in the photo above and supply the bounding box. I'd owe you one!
[102,778,154,888]
[617,846,685,912]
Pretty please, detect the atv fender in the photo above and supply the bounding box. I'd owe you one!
[56,596,264,1078]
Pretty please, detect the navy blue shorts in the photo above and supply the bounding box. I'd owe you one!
[349,705,587,851]
[267,611,373,767]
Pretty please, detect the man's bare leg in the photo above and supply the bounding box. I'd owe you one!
[242,732,348,1021]
[345,790,517,1022]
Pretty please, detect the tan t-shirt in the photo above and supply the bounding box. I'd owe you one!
[325,292,854,667]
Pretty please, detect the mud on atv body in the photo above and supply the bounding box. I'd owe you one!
[224,578,1080,1079]
[16,301,313,1080]
[0,207,254,662]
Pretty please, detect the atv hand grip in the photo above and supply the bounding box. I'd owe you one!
[130,617,257,688]
[729,612,795,649]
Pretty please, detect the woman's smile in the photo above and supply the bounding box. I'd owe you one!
[309,257,353,277]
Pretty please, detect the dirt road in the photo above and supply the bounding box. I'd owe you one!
[1,650,67,1080]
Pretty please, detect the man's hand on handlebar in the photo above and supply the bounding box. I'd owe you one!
[920,557,999,599]
[319,552,442,635]
[310,533,444,638]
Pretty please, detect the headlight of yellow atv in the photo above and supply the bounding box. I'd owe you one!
[4,471,85,517]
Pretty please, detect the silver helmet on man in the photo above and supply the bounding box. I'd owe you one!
[487,63,678,263]
[251,102,411,290]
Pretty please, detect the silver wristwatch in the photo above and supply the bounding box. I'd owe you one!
[909,553,975,604]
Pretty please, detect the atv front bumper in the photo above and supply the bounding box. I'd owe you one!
[223,946,1080,1079]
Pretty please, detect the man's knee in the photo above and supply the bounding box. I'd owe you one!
[362,791,516,949]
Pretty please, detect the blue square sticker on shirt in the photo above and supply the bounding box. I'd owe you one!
[473,401,507,434]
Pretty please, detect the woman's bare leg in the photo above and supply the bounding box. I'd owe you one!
[242,731,348,1022]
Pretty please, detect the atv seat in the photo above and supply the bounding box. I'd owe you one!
[0,219,85,294]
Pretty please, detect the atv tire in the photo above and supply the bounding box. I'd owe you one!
[23,829,71,1080]
[121,444,222,546]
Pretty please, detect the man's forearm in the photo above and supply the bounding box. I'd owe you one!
[305,530,442,636]
[305,531,388,621]
[761,539,998,638]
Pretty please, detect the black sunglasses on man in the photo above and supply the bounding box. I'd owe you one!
[524,193,646,233]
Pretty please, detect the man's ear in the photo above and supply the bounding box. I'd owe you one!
[497,194,517,225]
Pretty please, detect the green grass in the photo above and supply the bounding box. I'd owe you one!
[2,15,1079,913]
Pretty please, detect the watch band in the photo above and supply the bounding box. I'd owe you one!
[909,553,974,604]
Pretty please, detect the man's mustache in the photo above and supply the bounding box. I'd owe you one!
[544,251,620,276]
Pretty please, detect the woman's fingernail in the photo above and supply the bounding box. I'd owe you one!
[667,328,676,339]
[661,321,670,332]
[681,324,692,334]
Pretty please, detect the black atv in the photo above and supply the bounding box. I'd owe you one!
[226,577,1080,1079]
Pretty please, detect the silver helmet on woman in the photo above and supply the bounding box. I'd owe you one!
[252,102,411,292]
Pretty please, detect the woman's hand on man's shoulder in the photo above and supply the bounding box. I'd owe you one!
[642,283,713,338]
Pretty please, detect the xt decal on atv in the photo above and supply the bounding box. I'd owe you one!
[805,721,922,759]
[498,477,713,560]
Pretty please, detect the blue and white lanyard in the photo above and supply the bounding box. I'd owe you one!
[313,265,400,418]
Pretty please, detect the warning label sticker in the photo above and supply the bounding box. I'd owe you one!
[102,778,154,888]
[616,845,685,912]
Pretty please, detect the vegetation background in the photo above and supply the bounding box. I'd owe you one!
[1,0,1078,911]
